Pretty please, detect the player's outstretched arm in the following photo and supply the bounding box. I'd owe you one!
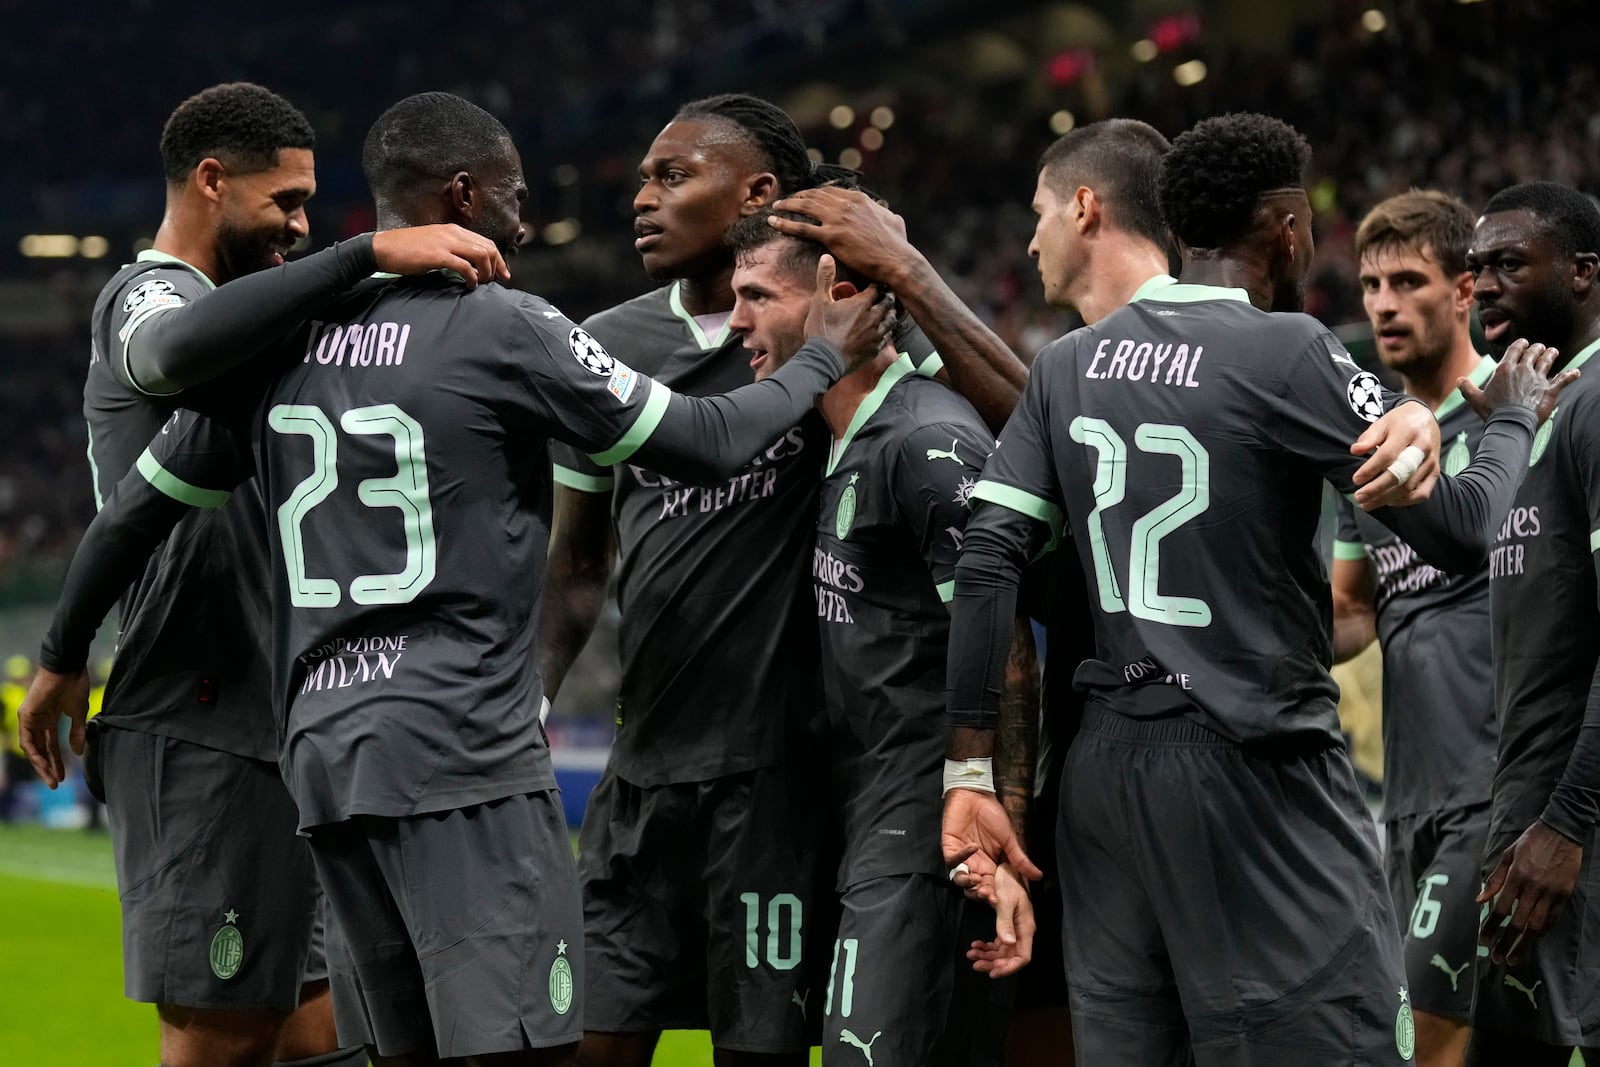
[966,862,1037,979]
[769,187,1027,432]
[628,255,892,484]
[996,614,1039,846]
[1374,340,1573,572]
[535,486,616,702]
[126,225,507,395]
[20,470,198,786]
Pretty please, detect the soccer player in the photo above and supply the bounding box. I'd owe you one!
[942,112,1569,1065]
[21,90,890,1067]
[726,211,997,1066]
[37,81,500,1067]
[536,94,1024,1067]
[1329,190,1496,1067]
[1464,181,1600,1066]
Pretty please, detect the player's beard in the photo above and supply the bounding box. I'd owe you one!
[1486,284,1575,358]
[215,220,289,282]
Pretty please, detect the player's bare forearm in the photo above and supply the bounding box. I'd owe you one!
[535,487,615,700]
[948,725,995,761]
[995,615,1039,844]
[894,257,1027,433]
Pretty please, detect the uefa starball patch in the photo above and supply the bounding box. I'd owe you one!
[1346,371,1386,423]
[569,327,615,376]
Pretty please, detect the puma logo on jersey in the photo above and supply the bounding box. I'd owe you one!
[1504,975,1542,1009]
[926,439,962,465]
[839,1029,883,1065]
[1430,954,1469,992]
[791,990,808,1019]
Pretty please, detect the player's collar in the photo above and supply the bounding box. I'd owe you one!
[669,281,733,350]
[826,353,916,476]
[1565,336,1600,373]
[1131,279,1249,305]
[1432,354,1497,421]
[135,248,215,291]
[1128,274,1178,302]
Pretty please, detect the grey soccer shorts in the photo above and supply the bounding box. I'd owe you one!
[1384,802,1492,1020]
[308,790,583,1060]
[577,762,822,1053]
[95,723,321,1011]
[1059,706,1414,1066]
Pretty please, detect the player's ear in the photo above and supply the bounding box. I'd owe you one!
[829,280,860,300]
[1453,270,1475,316]
[194,158,226,205]
[447,171,476,223]
[743,172,778,213]
[1572,251,1599,297]
[1074,186,1099,233]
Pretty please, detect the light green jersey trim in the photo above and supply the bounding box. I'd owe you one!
[668,282,733,350]
[552,465,615,494]
[915,350,944,378]
[135,449,231,508]
[935,579,956,603]
[590,379,672,466]
[1432,355,1496,421]
[826,355,915,476]
[1591,529,1600,554]
[1332,539,1369,561]
[1128,274,1179,302]
[1565,336,1600,374]
[85,424,104,512]
[970,480,1064,537]
[134,248,216,290]
[1131,280,1249,305]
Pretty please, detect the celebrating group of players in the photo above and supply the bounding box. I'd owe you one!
[13,75,1600,1067]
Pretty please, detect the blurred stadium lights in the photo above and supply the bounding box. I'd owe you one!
[553,164,580,187]
[1361,9,1388,33]
[1130,38,1159,62]
[860,127,886,151]
[1046,47,1096,87]
[1050,109,1077,135]
[541,219,582,246]
[870,106,896,130]
[840,147,864,169]
[829,104,856,129]
[18,235,79,258]
[1146,11,1202,52]
[1173,59,1208,86]
[79,236,109,259]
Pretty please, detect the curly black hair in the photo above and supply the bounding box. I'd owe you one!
[159,82,314,185]
[1159,113,1310,250]
[362,92,513,201]
[1483,181,1600,260]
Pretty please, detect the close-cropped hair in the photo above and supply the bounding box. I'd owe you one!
[1159,112,1310,250]
[1482,180,1600,261]
[159,82,314,185]
[362,91,513,201]
[1038,119,1171,249]
[729,211,869,290]
[1355,189,1475,277]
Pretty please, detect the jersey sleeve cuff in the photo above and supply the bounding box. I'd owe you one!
[969,480,1064,539]
[588,379,672,467]
[915,350,945,378]
[935,579,955,603]
[1332,539,1368,561]
[136,449,232,508]
[552,464,614,494]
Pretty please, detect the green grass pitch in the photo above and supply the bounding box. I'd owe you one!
[0,823,822,1066]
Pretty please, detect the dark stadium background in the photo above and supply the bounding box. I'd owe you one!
[1,0,1594,804]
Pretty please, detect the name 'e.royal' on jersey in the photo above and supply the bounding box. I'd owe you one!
[550,283,939,787]
[814,360,992,888]
[126,273,830,830]
[1483,336,1600,839]
[960,277,1536,745]
[1333,355,1499,821]
[85,251,276,761]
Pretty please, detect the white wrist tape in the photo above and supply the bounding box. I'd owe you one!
[539,696,551,726]
[943,757,996,795]
[1386,444,1426,487]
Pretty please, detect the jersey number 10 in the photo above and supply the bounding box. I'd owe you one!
[269,403,438,608]
[1070,417,1212,627]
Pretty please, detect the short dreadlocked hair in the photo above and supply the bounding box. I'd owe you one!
[1038,119,1171,250]
[1159,113,1311,250]
[673,93,819,197]
[159,82,314,186]
[362,92,514,203]
[1482,181,1600,261]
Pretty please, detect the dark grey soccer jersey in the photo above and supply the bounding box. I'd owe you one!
[813,361,992,888]
[1485,337,1600,841]
[1333,355,1499,820]
[956,280,1535,744]
[84,251,276,760]
[124,274,846,829]
[551,283,939,786]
